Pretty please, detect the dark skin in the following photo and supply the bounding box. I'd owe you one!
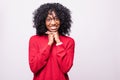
[45,11,62,45]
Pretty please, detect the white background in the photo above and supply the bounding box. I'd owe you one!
[0,0,120,80]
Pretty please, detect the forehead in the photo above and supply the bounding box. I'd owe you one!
[47,11,57,17]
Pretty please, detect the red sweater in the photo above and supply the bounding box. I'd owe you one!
[29,35,75,80]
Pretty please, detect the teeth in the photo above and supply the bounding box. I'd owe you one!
[51,26,56,29]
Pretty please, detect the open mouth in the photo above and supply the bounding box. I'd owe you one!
[50,26,58,32]
[51,26,57,29]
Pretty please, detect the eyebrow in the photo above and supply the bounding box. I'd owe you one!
[47,15,58,18]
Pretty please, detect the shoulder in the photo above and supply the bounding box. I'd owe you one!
[29,35,40,41]
[61,35,74,41]
[61,35,75,44]
[29,35,47,44]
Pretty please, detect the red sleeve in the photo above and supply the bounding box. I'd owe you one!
[28,36,51,74]
[56,38,75,73]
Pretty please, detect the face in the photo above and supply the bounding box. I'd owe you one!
[45,11,60,32]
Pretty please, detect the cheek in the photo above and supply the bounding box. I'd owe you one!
[57,21,60,26]
[45,21,50,27]
[45,21,48,26]
[45,22,49,30]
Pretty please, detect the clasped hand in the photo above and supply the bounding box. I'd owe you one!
[46,31,61,45]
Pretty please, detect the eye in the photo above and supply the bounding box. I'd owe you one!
[46,17,59,22]
[46,18,52,21]
[54,17,59,21]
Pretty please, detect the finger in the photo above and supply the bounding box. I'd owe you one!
[45,31,50,34]
[53,32,58,36]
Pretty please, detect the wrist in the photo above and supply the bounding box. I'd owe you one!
[56,42,63,46]
[56,39,61,43]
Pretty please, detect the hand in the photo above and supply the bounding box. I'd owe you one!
[45,31,54,45]
[46,31,61,45]
[53,32,61,44]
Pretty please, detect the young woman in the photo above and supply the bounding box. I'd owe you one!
[29,3,75,80]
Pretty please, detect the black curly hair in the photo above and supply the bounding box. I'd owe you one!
[33,3,72,36]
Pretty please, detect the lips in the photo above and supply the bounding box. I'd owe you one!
[51,26,57,29]
[49,26,58,32]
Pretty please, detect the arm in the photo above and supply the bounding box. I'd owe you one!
[56,39,75,73]
[28,36,51,74]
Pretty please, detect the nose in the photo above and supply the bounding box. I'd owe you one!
[51,19,55,25]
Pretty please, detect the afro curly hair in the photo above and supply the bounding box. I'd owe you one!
[33,3,72,36]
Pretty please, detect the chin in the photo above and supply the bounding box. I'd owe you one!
[50,30,58,32]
